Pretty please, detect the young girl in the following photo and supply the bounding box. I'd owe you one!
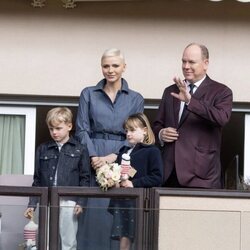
[109,113,163,250]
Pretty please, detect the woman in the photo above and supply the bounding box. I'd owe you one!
[75,48,144,250]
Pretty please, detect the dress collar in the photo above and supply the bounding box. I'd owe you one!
[94,78,129,93]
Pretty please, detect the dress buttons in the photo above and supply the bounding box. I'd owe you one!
[50,177,53,180]
[52,166,55,170]
[71,154,74,157]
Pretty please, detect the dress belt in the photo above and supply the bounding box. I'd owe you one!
[91,132,126,141]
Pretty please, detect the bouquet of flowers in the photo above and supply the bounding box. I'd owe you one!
[96,163,122,191]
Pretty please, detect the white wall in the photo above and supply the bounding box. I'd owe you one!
[159,194,250,250]
[0,0,250,100]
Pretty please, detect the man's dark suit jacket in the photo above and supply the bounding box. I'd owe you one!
[153,75,233,188]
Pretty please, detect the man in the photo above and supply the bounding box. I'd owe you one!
[153,43,233,188]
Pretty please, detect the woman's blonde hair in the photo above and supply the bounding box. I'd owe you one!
[101,48,125,64]
[46,107,73,127]
[124,113,155,145]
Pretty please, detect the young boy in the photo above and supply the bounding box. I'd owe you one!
[24,107,90,250]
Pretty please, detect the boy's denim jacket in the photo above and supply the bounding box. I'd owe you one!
[29,136,90,208]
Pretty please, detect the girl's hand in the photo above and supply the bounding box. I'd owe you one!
[115,182,121,188]
[120,180,133,188]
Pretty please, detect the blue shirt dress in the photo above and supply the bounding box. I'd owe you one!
[75,78,144,250]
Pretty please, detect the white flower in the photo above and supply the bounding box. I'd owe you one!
[96,163,122,191]
[111,172,121,182]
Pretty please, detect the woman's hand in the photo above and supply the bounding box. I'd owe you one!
[91,157,104,170]
[104,153,117,164]
[91,154,117,170]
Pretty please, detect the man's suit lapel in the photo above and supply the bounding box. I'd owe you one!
[177,75,210,127]
[192,75,210,100]
[173,86,181,127]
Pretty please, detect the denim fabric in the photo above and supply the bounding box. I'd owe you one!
[75,79,144,250]
[29,136,90,207]
[75,78,144,159]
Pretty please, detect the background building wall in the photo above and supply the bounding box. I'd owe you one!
[0,0,250,101]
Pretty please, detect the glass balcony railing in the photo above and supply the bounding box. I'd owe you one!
[0,186,48,250]
[1,186,250,250]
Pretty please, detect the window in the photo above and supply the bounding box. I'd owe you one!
[244,114,250,180]
[0,107,36,175]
